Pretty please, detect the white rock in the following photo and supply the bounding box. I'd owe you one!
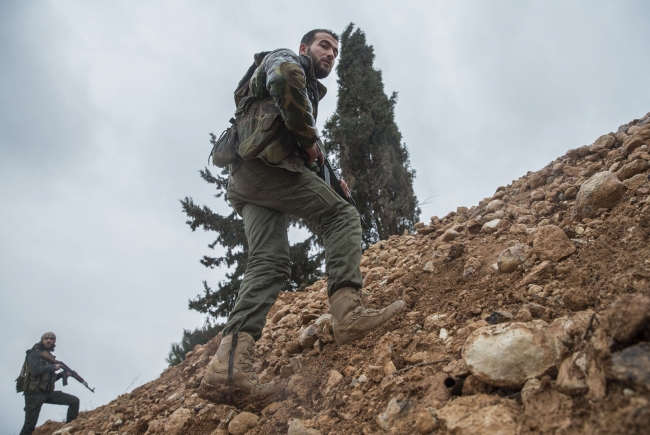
[486,199,504,213]
[358,374,368,383]
[482,219,501,234]
[462,321,566,388]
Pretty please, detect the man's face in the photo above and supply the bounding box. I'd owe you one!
[42,337,55,350]
[299,32,339,79]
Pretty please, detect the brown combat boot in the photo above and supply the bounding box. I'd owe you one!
[330,287,405,345]
[199,332,281,409]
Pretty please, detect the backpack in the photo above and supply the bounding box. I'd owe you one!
[209,51,280,168]
[15,351,30,393]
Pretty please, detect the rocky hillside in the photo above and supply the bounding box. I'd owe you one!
[36,113,650,435]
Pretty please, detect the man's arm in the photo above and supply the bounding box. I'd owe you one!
[256,50,319,149]
[26,349,56,376]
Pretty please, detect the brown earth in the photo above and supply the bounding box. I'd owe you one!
[36,113,650,434]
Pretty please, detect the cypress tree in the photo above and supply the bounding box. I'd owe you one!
[323,24,420,247]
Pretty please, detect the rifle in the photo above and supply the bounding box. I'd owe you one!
[314,140,356,207]
[41,350,95,393]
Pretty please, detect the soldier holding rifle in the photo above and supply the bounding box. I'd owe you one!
[18,332,83,435]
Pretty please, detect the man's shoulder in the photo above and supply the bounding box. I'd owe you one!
[260,48,301,65]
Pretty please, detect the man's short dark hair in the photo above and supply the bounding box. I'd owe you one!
[301,29,339,46]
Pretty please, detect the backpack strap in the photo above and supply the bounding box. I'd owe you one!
[234,51,271,107]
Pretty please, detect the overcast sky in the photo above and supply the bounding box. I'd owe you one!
[1,0,649,431]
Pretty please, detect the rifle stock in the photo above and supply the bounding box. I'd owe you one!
[41,351,95,393]
[314,141,356,206]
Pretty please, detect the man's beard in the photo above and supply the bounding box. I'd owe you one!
[39,342,55,351]
[307,49,331,79]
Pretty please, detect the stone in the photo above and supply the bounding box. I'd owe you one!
[443,359,470,377]
[608,342,650,392]
[519,261,552,287]
[622,135,645,155]
[566,148,581,160]
[462,321,566,388]
[497,243,531,273]
[386,269,406,284]
[606,293,650,342]
[376,397,413,430]
[228,411,259,435]
[298,326,319,349]
[321,370,343,396]
[415,409,439,433]
[279,364,293,378]
[437,394,519,435]
[406,351,431,364]
[514,308,533,322]
[563,165,582,177]
[358,374,368,383]
[481,219,501,234]
[547,310,594,349]
[288,419,321,435]
[463,257,481,278]
[485,310,513,325]
[637,124,650,139]
[530,225,576,262]
[424,313,447,331]
[564,186,578,200]
[590,134,616,152]
[486,199,504,213]
[367,365,384,383]
[271,308,290,324]
[164,408,192,434]
[616,159,649,181]
[521,304,548,317]
[509,223,529,235]
[423,261,434,272]
[384,360,397,376]
[521,377,574,433]
[624,173,648,191]
[440,229,459,242]
[466,219,482,234]
[556,351,591,396]
[573,171,627,219]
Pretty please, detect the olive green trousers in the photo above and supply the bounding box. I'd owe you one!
[20,391,79,435]
[222,158,363,340]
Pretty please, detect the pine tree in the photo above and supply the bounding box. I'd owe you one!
[323,24,420,247]
[166,322,224,366]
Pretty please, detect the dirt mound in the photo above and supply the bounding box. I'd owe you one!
[36,113,650,434]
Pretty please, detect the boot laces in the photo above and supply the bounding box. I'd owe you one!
[352,306,381,315]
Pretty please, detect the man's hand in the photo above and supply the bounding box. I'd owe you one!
[54,364,61,371]
[339,179,349,198]
[304,143,324,164]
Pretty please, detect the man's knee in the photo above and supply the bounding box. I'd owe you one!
[322,202,361,233]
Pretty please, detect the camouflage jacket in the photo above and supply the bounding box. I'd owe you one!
[239,49,327,172]
[23,345,62,393]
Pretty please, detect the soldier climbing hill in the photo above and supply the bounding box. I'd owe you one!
[17,332,80,435]
[199,28,404,409]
